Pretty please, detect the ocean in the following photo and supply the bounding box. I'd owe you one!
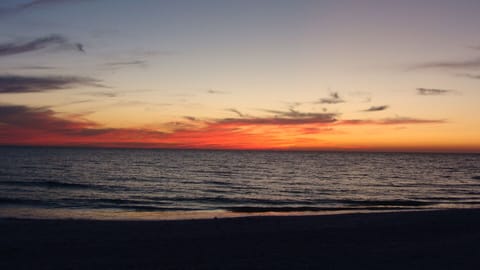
[1,146,480,220]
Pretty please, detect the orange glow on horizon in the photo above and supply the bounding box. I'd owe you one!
[1,119,479,153]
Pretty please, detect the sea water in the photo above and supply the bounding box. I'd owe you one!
[1,146,480,219]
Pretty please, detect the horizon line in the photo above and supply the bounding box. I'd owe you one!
[1,144,479,155]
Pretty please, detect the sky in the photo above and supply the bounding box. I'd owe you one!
[0,0,479,152]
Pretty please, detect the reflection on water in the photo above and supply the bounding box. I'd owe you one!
[1,147,479,220]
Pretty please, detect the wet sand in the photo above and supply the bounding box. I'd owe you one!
[1,209,480,269]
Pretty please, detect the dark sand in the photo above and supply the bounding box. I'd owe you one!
[1,209,480,269]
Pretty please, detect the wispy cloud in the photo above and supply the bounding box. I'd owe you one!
[17,0,81,9]
[0,0,83,17]
[416,88,454,96]
[14,65,56,70]
[222,108,445,127]
[53,99,94,107]
[380,117,446,125]
[267,108,335,118]
[340,117,445,125]
[183,116,197,121]
[468,45,480,51]
[0,34,84,57]
[0,104,101,136]
[0,75,105,94]
[206,89,227,94]
[84,91,117,98]
[457,73,480,80]
[105,60,146,67]
[411,58,480,70]
[224,108,338,125]
[362,105,389,112]
[219,114,337,126]
[0,104,448,149]
[162,113,445,149]
[226,108,245,117]
[0,104,165,145]
[316,92,345,104]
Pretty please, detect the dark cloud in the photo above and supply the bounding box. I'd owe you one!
[468,45,480,51]
[105,60,146,67]
[0,0,83,17]
[15,65,56,70]
[265,108,334,119]
[183,116,197,121]
[317,92,345,104]
[132,49,176,57]
[0,104,165,143]
[362,105,389,112]
[340,117,445,125]
[411,58,480,70]
[207,89,227,94]
[416,88,454,96]
[18,0,80,9]
[0,34,84,57]
[0,75,105,94]
[75,43,85,53]
[219,116,337,125]
[221,109,338,125]
[226,108,245,117]
[380,117,446,125]
[85,91,117,98]
[457,73,480,80]
[220,108,444,128]
[0,104,103,136]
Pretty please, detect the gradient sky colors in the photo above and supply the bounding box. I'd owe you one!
[0,0,479,152]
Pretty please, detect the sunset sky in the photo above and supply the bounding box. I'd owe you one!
[0,0,479,152]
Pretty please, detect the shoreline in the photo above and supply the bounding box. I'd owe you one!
[0,205,469,221]
[2,208,480,269]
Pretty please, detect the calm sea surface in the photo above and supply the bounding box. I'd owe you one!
[1,147,480,220]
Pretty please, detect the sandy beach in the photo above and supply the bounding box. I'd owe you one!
[1,209,480,269]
